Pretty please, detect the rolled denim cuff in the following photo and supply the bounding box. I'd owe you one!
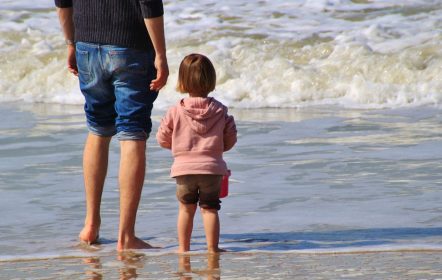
[117,131,148,141]
[87,124,117,137]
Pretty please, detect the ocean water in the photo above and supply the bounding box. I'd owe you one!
[1,104,442,279]
[1,0,442,278]
[1,0,442,109]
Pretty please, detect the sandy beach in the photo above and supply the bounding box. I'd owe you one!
[2,250,442,279]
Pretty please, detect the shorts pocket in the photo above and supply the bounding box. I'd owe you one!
[109,49,153,76]
[76,49,93,84]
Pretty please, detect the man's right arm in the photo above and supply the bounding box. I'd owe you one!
[55,0,77,75]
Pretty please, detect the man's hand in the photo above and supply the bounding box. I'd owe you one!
[56,7,77,76]
[144,16,168,92]
[67,45,78,76]
[150,54,168,91]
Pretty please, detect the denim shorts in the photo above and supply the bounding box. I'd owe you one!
[75,42,158,140]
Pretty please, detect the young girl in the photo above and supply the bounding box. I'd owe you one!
[156,53,237,253]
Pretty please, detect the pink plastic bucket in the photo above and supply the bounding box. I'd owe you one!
[220,170,231,198]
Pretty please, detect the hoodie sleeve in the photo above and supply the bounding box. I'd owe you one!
[156,107,174,150]
[223,113,237,151]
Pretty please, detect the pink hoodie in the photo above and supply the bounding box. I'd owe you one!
[156,97,237,177]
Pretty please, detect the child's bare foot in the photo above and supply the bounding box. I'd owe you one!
[79,225,100,245]
[176,246,191,254]
[117,237,158,251]
[207,247,226,254]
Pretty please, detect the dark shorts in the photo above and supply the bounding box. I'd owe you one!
[176,175,222,210]
[76,42,158,141]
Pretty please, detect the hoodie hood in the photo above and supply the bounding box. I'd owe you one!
[178,97,225,134]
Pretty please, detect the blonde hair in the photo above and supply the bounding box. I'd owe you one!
[176,53,216,97]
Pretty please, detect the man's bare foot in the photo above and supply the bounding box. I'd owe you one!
[117,237,158,251]
[79,225,100,245]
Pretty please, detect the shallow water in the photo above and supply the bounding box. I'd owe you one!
[0,102,441,278]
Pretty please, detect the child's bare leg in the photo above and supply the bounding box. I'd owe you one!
[177,202,197,253]
[201,208,224,253]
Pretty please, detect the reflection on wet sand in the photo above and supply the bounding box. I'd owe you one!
[118,252,146,280]
[82,257,103,280]
[82,252,222,280]
[83,252,146,280]
[178,254,221,280]
[2,250,441,279]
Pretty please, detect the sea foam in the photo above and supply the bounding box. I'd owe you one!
[0,0,441,109]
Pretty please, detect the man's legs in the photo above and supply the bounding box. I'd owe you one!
[105,44,158,250]
[79,133,111,244]
[117,140,153,251]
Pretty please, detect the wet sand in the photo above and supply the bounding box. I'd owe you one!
[1,250,442,279]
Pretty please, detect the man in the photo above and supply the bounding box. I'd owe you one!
[55,0,168,251]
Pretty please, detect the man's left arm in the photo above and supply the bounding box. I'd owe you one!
[139,0,169,91]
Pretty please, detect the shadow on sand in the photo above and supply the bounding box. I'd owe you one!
[217,227,442,252]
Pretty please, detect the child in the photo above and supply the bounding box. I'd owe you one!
[156,53,237,253]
